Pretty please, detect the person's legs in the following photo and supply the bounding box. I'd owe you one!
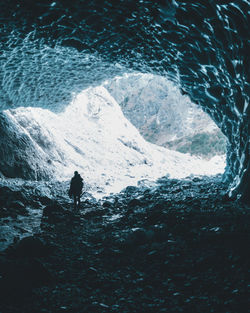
[77,195,81,207]
[73,195,77,209]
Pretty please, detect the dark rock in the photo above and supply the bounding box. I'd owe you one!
[8,200,25,210]
[192,177,202,182]
[153,200,170,210]
[127,228,148,246]
[0,204,28,217]
[29,200,42,209]
[7,200,29,216]
[87,266,98,276]
[83,208,107,218]
[84,303,103,313]
[149,225,168,242]
[0,176,249,312]
[82,198,98,206]
[0,207,9,218]
[0,257,52,301]
[0,187,30,218]
[128,198,141,208]
[0,186,12,198]
[39,196,53,206]
[43,202,66,222]
[123,185,138,195]
[146,210,164,225]
[12,236,51,258]
[0,187,28,205]
[102,201,112,208]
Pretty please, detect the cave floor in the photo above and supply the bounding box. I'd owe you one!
[0,176,249,313]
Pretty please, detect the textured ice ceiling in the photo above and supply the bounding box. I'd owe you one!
[0,0,249,201]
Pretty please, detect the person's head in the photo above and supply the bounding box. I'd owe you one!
[74,171,78,176]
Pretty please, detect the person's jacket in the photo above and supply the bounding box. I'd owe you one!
[69,174,83,196]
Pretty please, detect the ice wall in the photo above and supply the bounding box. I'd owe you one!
[0,0,249,201]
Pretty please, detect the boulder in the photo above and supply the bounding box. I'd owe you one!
[128,228,148,246]
[13,236,51,258]
[9,200,25,209]
[43,202,66,222]
[0,207,9,218]
[123,185,138,195]
[8,200,28,216]
[102,201,112,208]
[128,198,142,208]
[39,196,53,206]
[0,257,52,301]
[0,187,29,212]
[0,204,28,217]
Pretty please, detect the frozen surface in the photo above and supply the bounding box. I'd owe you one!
[2,85,225,196]
[104,73,227,158]
[0,0,249,200]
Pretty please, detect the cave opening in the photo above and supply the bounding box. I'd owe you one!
[0,1,249,311]
[0,71,227,197]
[0,19,248,201]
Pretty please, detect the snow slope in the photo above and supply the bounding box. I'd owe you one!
[2,86,225,195]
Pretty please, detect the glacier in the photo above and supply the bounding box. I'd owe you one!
[1,84,225,196]
[104,73,227,159]
[0,1,249,311]
[0,0,249,200]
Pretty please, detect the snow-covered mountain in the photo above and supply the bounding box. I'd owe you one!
[0,85,225,195]
[104,74,226,158]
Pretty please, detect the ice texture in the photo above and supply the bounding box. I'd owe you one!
[0,0,249,200]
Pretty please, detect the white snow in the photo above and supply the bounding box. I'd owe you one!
[6,85,226,196]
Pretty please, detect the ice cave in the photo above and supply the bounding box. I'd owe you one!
[0,1,249,312]
[0,71,227,195]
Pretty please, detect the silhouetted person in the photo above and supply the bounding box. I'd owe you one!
[69,171,83,209]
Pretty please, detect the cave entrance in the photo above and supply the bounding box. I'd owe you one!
[0,73,226,196]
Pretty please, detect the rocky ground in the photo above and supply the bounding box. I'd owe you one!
[0,175,249,313]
